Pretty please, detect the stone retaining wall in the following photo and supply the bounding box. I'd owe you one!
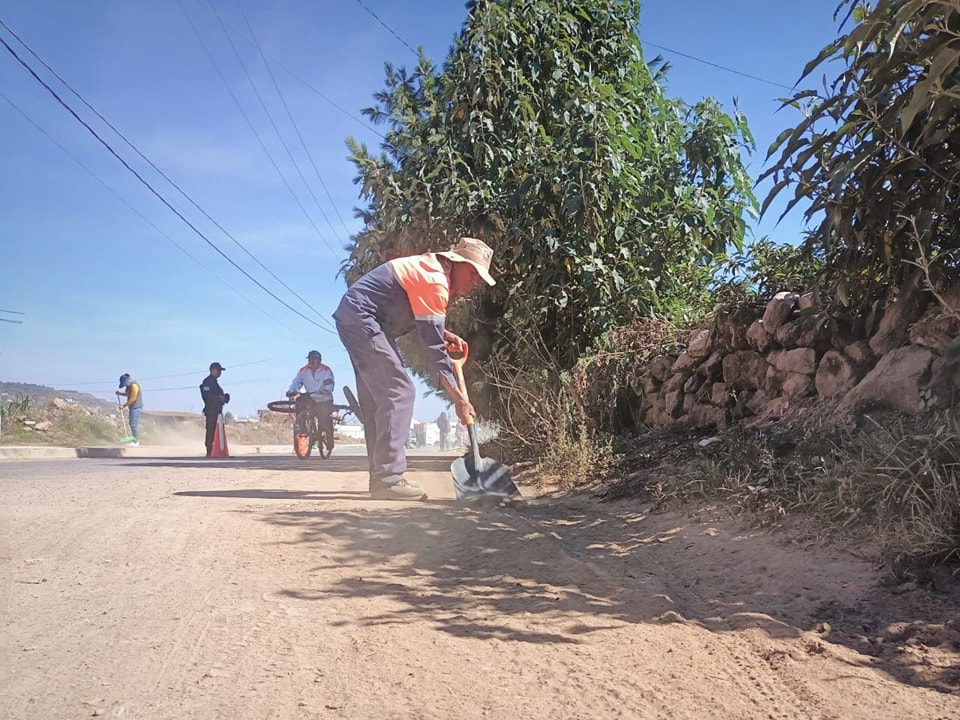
[631,282,960,430]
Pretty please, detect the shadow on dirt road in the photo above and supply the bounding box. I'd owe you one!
[254,498,960,695]
[158,451,960,696]
[131,455,453,474]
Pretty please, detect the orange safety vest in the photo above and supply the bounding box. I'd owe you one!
[388,253,449,319]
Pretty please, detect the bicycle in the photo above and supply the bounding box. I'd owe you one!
[266,393,354,459]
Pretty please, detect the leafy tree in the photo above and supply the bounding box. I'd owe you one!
[345,0,756,370]
[763,0,960,309]
[714,238,825,305]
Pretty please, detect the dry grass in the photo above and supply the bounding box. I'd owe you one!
[603,411,960,573]
[573,319,683,434]
[481,322,622,488]
[0,395,117,447]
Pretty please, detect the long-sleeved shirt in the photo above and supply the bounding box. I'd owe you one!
[120,382,143,409]
[200,375,226,416]
[333,253,457,389]
[288,363,335,402]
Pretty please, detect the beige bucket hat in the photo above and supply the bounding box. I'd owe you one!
[437,237,496,286]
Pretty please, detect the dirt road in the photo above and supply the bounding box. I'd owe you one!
[2,451,958,719]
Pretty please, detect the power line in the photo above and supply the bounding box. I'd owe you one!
[0,16,337,332]
[196,3,385,139]
[203,0,346,258]
[0,30,336,335]
[143,376,280,392]
[354,0,417,56]
[236,0,353,239]
[638,39,795,92]
[0,15,336,334]
[55,358,280,387]
[0,308,26,315]
[0,318,23,324]
[0,89,292,330]
[175,0,342,275]
[278,61,385,139]
[349,1,793,94]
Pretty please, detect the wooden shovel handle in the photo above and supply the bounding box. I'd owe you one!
[448,340,469,372]
[449,341,474,428]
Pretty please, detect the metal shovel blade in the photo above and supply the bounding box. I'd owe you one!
[451,453,521,500]
[447,346,520,501]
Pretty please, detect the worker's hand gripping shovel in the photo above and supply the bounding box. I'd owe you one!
[449,342,521,501]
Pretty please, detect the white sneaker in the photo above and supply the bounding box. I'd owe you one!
[129,441,140,447]
[371,478,427,500]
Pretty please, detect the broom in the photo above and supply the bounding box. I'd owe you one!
[116,396,137,444]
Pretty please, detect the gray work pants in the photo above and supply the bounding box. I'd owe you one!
[336,317,415,486]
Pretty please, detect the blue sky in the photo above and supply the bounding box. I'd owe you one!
[0,0,841,418]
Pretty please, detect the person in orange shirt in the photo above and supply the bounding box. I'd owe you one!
[334,237,496,500]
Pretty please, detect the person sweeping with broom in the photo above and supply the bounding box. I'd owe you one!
[116,373,143,446]
[334,237,495,500]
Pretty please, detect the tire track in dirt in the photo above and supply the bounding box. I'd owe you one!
[629,524,956,719]
[498,505,817,719]
[503,498,958,720]
[151,588,216,694]
[247,482,690,719]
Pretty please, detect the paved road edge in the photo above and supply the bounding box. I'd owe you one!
[0,445,293,462]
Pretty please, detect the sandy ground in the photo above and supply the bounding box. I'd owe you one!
[2,449,958,719]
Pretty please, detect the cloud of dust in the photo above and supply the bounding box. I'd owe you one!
[472,420,501,445]
[142,419,206,447]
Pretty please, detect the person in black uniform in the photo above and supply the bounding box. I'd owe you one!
[200,362,230,457]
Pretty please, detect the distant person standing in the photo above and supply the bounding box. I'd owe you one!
[437,411,450,451]
[116,373,143,446]
[200,362,230,457]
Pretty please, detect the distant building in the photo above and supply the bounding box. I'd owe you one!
[336,424,365,441]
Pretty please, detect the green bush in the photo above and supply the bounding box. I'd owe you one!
[762,0,960,310]
[345,0,757,371]
[712,238,825,306]
[0,394,31,423]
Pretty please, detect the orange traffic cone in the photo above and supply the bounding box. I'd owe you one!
[211,412,230,458]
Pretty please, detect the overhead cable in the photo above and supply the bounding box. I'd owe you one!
[354,0,417,56]
[54,358,280,387]
[0,32,337,335]
[194,2,385,139]
[236,0,353,239]
[204,0,346,254]
[639,39,796,92]
[1,16,336,330]
[0,89,293,330]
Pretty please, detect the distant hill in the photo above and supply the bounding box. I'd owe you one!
[0,381,114,411]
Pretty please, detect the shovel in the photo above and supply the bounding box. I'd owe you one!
[449,342,521,501]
